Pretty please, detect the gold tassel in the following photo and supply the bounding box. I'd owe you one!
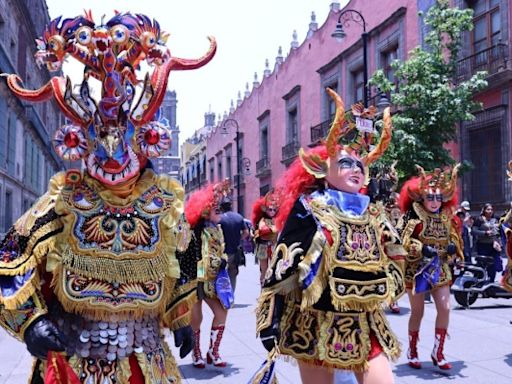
[60,247,173,283]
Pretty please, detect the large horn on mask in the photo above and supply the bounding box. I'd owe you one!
[171,36,217,71]
[407,164,427,201]
[325,88,348,158]
[362,107,392,165]
[442,163,461,201]
[2,74,55,102]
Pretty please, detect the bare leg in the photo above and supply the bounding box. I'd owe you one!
[191,300,203,331]
[431,285,450,329]
[298,361,334,384]
[204,297,228,326]
[354,353,394,384]
[407,289,425,332]
[204,297,228,366]
[259,258,269,285]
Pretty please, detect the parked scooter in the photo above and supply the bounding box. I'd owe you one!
[451,254,512,307]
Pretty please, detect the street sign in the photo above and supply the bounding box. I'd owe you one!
[356,117,374,133]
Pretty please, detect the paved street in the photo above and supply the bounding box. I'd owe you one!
[1,257,511,383]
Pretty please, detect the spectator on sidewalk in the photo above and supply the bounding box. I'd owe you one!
[472,203,503,282]
[219,197,249,293]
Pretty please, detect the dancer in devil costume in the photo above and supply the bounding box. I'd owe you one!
[501,161,512,292]
[0,11,216,384]
[252,189,281,285]
[399,165,463,370]
[184,181,232,369]
[255,90,406,384]
[367,162,402,314]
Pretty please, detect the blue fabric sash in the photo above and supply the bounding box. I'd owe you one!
[414,255,442,294]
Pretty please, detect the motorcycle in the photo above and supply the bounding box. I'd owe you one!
[450,254,512,307]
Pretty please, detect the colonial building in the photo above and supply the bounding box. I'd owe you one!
[0,0,63,234]
[180,112,215,196]
[457,0,512,211]
[154,91,181,179]
[204,0,512,217]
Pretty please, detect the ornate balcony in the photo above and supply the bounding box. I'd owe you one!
[310,117,333,144]
[255,156,271,177]
[281,141,300,165]
[456,43,510,84]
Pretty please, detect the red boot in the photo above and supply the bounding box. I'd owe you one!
[431,328,452,370]
[192,330,205,369]
[407,330,422,369]
[207,324,227,367]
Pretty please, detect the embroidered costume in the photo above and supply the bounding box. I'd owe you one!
[252,190,281,284]
[184,181,231,369]
[398,165,463,370]
[502,161,512,291]
[399,167,464,293]
[254,90,406,374]
[0,11,216,383]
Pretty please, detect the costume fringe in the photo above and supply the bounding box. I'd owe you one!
[298,231,327,310]
[331,297,383,312]
[52,266,174,321]
[0,272,40,309]
[60,247,173,283]
[255,291,275,335]
[0,222,59,276]
[368,310,402,362]
[163,282,197,331]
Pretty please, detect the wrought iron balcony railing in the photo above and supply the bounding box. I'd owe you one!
[255,156,271,177]
[456,43,508,82]
[281,141,300,164]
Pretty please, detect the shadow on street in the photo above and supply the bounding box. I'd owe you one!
[180,363,241,381]
[394,360,468,381]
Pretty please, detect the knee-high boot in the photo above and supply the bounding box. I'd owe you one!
[192,330,205,368]
[431,328,452,369]
[207,324,227,367]
[407,330,422,369]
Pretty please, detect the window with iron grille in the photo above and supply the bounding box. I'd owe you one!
[260,125,269,160]
[468,123,502,203]
[352,69,364,105]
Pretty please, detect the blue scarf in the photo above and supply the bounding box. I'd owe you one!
[311,189,370,216]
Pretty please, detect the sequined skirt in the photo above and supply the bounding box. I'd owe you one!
[404,258,452,290]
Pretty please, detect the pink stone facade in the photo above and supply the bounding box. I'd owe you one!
[202,0,512,216]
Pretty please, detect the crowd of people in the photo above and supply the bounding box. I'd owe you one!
[0,10,512,384]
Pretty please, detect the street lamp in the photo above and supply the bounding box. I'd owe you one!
[331,9,369,108]
[220,118,242,214]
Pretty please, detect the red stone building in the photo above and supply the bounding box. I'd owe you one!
[201,0,511,216]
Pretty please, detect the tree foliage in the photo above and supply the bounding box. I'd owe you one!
[370,0,488,182]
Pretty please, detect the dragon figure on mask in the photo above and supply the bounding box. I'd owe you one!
[0,10,216,384]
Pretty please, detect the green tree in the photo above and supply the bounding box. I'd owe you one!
[370,0,488,181]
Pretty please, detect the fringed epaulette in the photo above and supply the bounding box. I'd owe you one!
[0,173,65,309]
[162,279,198,331]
